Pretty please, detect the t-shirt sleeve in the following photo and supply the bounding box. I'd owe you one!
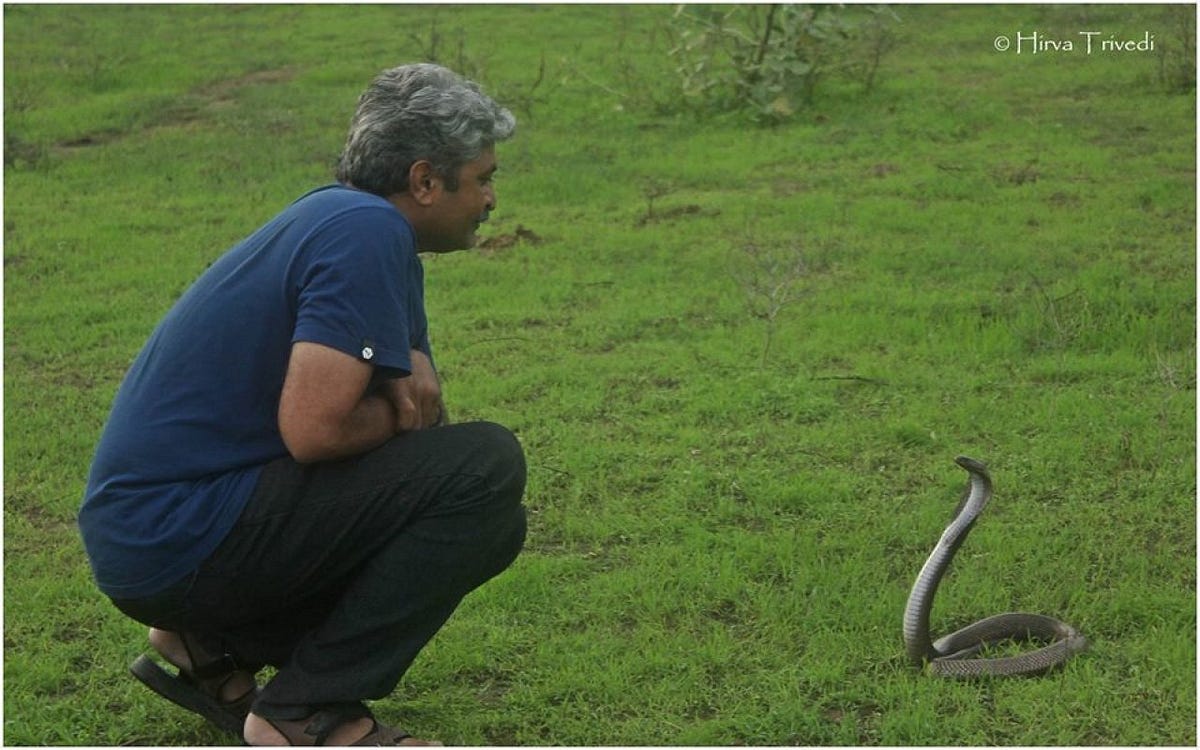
[290,207,422,375]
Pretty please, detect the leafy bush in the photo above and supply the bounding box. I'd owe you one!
[1156,4,1196,93]
[664,4,899,122]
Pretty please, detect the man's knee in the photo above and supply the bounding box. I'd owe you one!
[461,421,526,507]
[470,421,526,561]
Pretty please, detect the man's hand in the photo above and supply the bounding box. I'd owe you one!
[385,349,445,431]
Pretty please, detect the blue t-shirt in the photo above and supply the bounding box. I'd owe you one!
[79,185,431,599]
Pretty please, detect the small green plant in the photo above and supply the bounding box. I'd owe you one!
[3,80,48,170]
[641,178,673,224]
[1156,4,1196,93]
[3,131,48,170]
[408,11,550,121]
[1019,275,1093,352]
[407,9,485,82]
[730,240,809,367]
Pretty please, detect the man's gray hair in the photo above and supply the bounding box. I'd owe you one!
[336,63,516,196]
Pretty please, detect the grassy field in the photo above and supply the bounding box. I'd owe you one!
[4,4,1195,746]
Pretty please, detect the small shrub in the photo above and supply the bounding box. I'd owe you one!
[665,4,900,123]
[1156,5,1196,93]
[730,240,810,367]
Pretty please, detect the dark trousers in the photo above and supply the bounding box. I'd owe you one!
[112,421,527,720]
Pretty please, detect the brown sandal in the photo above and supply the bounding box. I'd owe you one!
[260,703,437,746]
[130,632,257,735]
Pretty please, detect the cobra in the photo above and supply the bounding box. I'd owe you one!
[902,456,1089,677]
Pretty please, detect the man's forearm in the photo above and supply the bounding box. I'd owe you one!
[288,392,398,463]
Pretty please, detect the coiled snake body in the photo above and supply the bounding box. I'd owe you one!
[902,456,1088,677]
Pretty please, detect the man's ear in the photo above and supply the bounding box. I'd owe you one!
[408,161,440,206]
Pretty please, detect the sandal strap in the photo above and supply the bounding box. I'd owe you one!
[187,652,241,681]
[178,631,254,681]
[304,704,374,745]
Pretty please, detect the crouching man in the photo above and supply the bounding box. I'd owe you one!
[79,63,526,746]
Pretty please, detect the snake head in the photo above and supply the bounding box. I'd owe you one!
[954,455,990,477]
[952,456,993,517]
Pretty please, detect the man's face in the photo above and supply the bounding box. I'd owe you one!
[420,146,498,252]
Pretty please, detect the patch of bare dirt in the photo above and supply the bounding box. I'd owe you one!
[477,225,543,254]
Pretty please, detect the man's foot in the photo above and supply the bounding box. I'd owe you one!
[130,627,259,734]
[243,706,440,746]
[148,627,257,704]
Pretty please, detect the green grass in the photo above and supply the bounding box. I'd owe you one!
[5,3,1195,745]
